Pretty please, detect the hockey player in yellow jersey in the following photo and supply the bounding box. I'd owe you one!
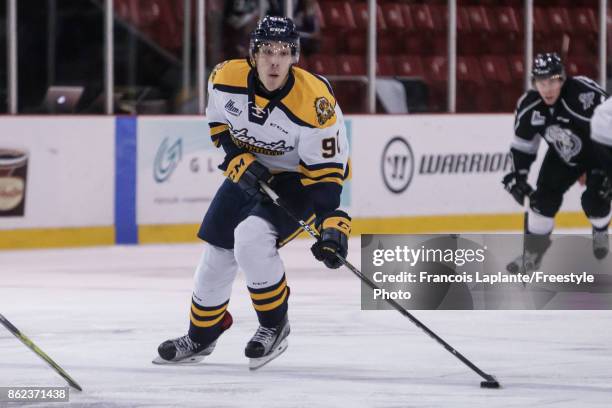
[154,15,350,369]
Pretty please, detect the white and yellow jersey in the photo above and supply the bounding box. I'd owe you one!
[206,59,349,188]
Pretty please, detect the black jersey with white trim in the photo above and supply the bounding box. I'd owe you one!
[206,59,350,219]
[512,76,607,168]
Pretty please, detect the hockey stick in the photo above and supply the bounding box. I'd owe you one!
[259,182,500,388]
[0,314,83,391]
[521,200,529,282]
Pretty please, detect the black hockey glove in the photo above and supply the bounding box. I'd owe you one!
[220,151,273,200]
[502,170,533,205]
[593,171,612,201]
[311,210,351,269]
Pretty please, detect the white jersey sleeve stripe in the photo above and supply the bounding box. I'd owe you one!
[511,134,541,154]
[574,76,607,96]
[515,92,529,110]
[514,99,541,131]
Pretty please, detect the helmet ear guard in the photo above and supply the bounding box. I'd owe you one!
[249,15,300,65]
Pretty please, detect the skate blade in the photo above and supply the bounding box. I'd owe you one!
[248,339,288,371]
[594,249,609,260]
[506,262,536,275]
[506,262,519,274]
[152,354,207,365]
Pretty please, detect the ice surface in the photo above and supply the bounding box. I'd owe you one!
[1,237,611,407]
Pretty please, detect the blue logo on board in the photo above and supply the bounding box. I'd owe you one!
[154,137,182,182]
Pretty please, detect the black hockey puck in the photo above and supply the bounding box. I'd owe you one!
[480,380,500,389]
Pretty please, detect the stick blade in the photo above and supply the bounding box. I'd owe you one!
[67,379,83,392]
[480,375,501,389]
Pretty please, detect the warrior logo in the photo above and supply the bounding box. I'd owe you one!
[229,123,294,156]
[381,136,414,194]
[544,125,582,164]
[314,97,335,126]
[579,92,595,110]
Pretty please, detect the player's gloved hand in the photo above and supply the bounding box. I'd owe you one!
[220,152,273,200]
[310,210,351,269]
[502,170,533,205]
[594,172,612,201]
[582,169,612,201]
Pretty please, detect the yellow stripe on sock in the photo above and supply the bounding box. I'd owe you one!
[252,288,288,312]
[190,311,226,328]
[250,280,287,301]
[190,303,227,318]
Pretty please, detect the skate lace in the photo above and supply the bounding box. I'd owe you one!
[251,326,277,344]
[176,335,199,352]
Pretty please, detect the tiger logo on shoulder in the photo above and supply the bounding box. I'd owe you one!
[210,60,230,83]
[314,97,335,126]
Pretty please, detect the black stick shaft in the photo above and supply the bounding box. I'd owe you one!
[259,182,497,383]
[0,314,83,391]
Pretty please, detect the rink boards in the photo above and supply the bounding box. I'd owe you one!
[0,115,591,248]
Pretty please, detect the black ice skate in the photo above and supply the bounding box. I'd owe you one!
[506,251,542,274]
[592,227,609,260]
[507,232,551,274]
[153,311,233,365]
[245,315,290,370]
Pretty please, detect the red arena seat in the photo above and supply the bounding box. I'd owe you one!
[572,8,597,33]
[377,55,396,76]
[382,3,408,31]
[488,6,521,33]
[319,2,356,30]
[393,55,425,78]
[337,55,367,76]
[308,54,339,76]
[547,8,573,33]
[351,2,386,31]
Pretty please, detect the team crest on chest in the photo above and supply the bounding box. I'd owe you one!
[314,97,334,126]
[544,124,582,164]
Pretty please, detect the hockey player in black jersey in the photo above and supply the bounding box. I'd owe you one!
[154,16,350,369]
[503,53,610,274]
